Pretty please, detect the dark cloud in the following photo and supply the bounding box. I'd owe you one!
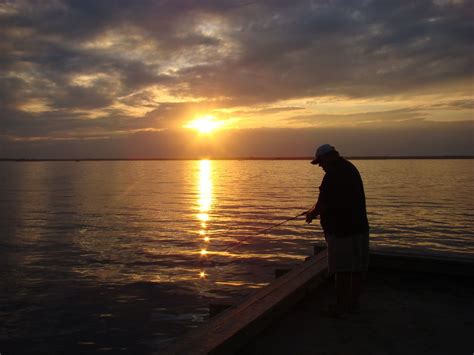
[0,100,219,138]
[427,99,474,110]
[171,0,473,103]
[0,109,153,138]
[53,86,116,110]
[232,106,306,116]
[285,108,428,126]
[0,76,26,108]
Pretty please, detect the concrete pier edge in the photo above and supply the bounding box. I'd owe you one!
[162,249,473,355]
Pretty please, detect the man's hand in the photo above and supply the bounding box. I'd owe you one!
[305,205,319,224]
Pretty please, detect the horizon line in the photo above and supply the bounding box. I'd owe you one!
[1,155,473,162]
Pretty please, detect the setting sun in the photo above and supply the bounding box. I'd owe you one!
[185,115,223,134]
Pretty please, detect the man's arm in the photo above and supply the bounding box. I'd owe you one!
[306,198,325,223]
[306,175,330,223]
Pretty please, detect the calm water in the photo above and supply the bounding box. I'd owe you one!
[1,160,473,353]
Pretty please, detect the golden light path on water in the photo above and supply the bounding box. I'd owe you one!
[197,159,212,278]
[193,160,268,284]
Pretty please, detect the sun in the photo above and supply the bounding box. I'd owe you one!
[184,115,223,134]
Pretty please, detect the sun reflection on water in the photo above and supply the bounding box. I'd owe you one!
[198,160,212,207]
[197,159,213,277]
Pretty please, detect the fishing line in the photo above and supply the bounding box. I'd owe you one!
[196,208,316,276]
[218,209,310,254]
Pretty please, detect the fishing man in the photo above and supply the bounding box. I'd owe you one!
[305,144,369,317]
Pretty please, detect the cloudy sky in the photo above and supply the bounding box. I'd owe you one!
[0,0,472,158]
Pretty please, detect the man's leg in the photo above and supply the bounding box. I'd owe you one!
[350,271,362,311]
[350,231,369,311]
[335,271,351,312]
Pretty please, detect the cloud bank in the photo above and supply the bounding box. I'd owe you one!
[0,0,472,157]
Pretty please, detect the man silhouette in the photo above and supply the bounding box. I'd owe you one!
[306,144,369,317]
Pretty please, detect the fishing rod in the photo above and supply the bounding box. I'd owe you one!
[217,208,313,254]
[194,207,319,280]
[195,208,317,279]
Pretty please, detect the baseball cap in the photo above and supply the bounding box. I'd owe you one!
[310,144,336,164]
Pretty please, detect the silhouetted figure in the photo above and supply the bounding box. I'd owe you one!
[306,144,369,317]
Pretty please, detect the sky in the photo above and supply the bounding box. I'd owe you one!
[0,0,473,158]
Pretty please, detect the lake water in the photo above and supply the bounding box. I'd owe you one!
[1,159,473,353]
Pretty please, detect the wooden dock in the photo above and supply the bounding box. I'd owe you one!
[163,249,474,355]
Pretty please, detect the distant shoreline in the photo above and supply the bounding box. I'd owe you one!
[1,156,473,162]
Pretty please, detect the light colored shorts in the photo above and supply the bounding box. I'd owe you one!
[325,231,369,274]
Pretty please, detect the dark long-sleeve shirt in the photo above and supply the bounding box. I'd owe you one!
[317,157,369,236]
